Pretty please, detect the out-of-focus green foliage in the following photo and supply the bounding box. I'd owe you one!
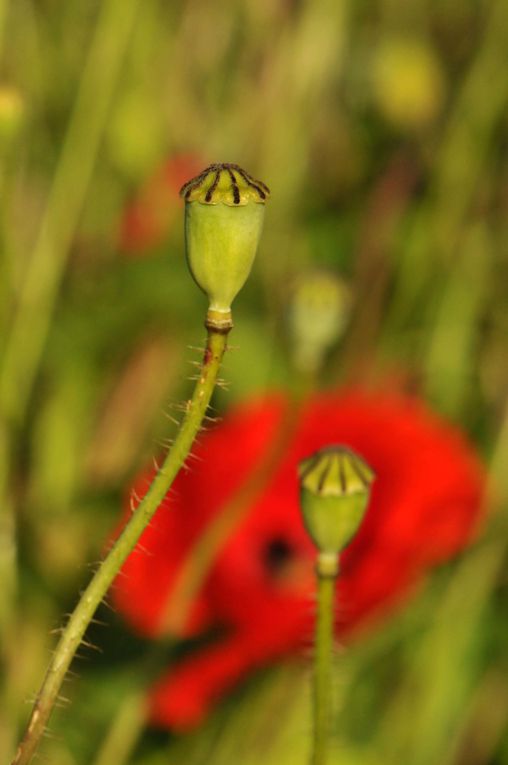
[1,0,508,763]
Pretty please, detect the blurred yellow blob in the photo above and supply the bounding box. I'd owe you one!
[0,85,24,144]
[372,37,445,130]
[288,269,351,375]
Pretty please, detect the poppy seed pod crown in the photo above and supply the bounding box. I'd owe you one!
[299,446,375,555]
[180,163,270,329]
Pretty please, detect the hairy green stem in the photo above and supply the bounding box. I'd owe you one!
[160,393,301,634]
[11,327,228,765]
[311,554,338,765]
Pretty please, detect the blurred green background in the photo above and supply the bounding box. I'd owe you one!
[1,0,508,763]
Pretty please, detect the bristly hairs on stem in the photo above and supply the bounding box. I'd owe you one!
[12,328,229,765]
[12,161,270,765]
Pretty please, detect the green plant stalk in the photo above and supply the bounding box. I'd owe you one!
[387,0,508,331]
[11,327,228,765]
[2,8,139,745]
[92,691,147,765]
[160,392,302,634]
[311,554,338,765]
[0,0,140,428]
[159,350,315,635]
[0,0,8,59]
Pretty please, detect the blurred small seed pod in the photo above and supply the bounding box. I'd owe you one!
[371,36,445,130]
[180,163,270,329]
[299,445,375,557]
[287,269,352,375]
[0,85,25,145]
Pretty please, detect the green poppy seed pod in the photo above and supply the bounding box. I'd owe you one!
[299,446,375,557]
[180,163,270,330]
[288,269,352,374]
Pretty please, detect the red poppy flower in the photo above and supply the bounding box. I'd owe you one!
[113,391,485,730]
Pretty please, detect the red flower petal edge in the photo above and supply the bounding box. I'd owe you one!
[112,390,485,730]
[118,153,203,253]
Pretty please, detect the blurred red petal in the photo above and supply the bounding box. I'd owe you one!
[112,390,485,728]
[118,153,203,254]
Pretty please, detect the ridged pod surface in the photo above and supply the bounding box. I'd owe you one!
[299,446,375,554]
[180,164,270,324]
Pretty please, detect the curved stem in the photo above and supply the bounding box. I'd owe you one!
[311,554,338,765]
[11,326,229,765]
[160,392,302,634]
